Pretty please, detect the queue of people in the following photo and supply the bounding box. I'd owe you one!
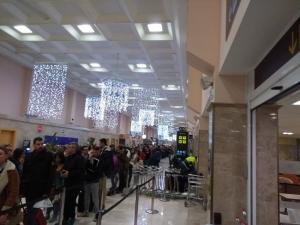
[0,137,173,225]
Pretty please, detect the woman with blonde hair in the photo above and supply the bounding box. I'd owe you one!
[0,145,20,225]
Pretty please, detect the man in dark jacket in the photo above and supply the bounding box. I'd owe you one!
[22,137,54,225]
[62,143,85,225]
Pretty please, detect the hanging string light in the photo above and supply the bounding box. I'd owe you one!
[27,64,68,119]
[84,96,102,120]
[101,79,129,113]
[130,120,143,134]
[158,125,169,140]
[157,112,174,140]
[94,110,119,129]
[130,88,160,126]
[84,79,129,129]
[139,109,156,126]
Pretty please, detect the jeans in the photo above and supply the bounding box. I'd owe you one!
[84,182,99,213]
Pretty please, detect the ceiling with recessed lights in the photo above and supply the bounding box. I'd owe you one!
[0,0,188,127]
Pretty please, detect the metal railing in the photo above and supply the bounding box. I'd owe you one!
[96,176,156,225]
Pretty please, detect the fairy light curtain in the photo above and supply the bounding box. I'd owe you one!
[131,88,160,125]
[84,80,129,129]
[27,64,68,119]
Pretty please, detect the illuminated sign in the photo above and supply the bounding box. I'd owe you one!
[176,131,188,157]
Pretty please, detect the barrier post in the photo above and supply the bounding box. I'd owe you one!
[96,210,103,225]
[145,177,159,214]
[134,186,140,225]
[58,187,66,225]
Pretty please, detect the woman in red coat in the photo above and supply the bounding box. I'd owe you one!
[0,145,20,225]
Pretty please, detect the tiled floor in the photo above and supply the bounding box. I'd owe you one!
[77,158,209,225]
[77,193,209,225]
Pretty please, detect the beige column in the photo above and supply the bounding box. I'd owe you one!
[210,103,247,225]
[255,105,279,225]
[197,130,209,176]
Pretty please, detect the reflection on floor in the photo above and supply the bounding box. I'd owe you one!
[77,158,209,225]
[77,193,209,225]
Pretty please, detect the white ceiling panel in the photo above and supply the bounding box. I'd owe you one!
[0,0,187,123]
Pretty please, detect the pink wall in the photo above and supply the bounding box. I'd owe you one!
[0,55,131,134]
[0,55,32,117]
[119,114,131,135]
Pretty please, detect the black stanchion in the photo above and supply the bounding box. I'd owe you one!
[96,209,104,225]
[134,185,140,225]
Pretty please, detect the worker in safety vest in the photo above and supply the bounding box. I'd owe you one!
[185,155,197,166]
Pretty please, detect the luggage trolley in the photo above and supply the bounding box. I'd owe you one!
[184,174,207,210]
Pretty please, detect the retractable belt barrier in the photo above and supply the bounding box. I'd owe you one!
[96,176,155,225]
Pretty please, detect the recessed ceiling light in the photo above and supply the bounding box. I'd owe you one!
[175,115,185,118]
[132,84,139,87]
[283,132,294,135]
[77,24,95,33]
[153,97,167,101]
[14,25,32,34]
[162,110,172,113]
[89,83,104,89]
[162,85,181,91]
[128,97,136,100]
[136,63,147,69]
[81,64,108,72]
[269,113,277,116]
[128,64,153,73]
[293,101,300,105]
[90,63,101,68]
[147,23,163,33]
[171,106,183,109]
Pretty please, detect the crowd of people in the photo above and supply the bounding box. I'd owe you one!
[0,137,174,225]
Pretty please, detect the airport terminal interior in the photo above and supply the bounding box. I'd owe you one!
[0,0,299,225]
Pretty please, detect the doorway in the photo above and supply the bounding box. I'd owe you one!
[0,129,16,148]
[252,85,300,225]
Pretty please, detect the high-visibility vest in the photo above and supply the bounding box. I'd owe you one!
[185,155,197,165]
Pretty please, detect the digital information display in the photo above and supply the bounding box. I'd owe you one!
[176,131,188,157]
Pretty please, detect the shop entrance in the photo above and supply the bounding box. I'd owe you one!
[252,85,300,225]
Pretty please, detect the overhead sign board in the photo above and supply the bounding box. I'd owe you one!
[255,17,300,88]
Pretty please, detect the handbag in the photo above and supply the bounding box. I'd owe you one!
[35,209,46,225]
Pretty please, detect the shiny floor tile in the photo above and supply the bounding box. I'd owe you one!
[77,194,209,225]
